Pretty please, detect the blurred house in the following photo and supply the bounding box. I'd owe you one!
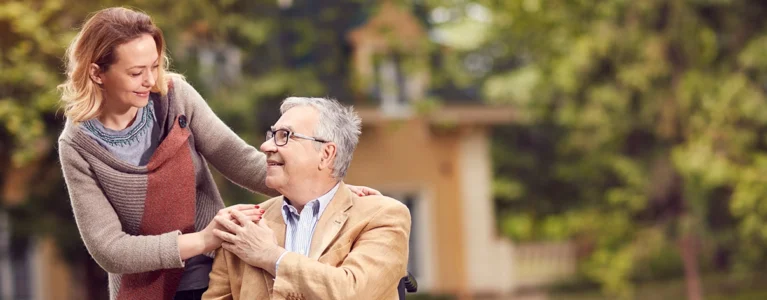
[343,2,576,298]
[345,1,509,298]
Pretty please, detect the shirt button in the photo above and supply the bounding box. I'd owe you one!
[179,115,187,128]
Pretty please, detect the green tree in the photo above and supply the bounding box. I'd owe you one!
[451,0,767,299]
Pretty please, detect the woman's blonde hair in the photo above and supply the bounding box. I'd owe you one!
[58,7,181,123]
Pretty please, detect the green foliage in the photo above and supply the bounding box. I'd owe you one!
[0,0,68,167]
[429,0,767,297]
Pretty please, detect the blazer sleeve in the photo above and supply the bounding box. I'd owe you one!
[202,248,234,300]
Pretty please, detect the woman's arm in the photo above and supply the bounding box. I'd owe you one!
[175,79,278,197]
[59,141,184,274]
[60,142,265,272]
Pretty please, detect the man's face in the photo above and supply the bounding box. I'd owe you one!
[260,106,323,191]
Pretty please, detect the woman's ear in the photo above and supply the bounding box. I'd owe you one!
[89,63,104,85]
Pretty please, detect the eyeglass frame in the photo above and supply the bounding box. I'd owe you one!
[266,128,330,147]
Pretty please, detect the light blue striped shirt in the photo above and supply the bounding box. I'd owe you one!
[275,183,340,274]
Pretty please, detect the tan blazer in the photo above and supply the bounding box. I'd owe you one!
[203,182,411,300]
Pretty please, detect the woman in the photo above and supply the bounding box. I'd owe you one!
[57,7,377,300]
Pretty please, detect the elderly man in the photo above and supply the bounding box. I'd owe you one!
[203,97,411,300]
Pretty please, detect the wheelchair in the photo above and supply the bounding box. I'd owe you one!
[397,271,417,299]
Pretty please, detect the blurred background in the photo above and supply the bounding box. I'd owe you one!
[4,0,767,299]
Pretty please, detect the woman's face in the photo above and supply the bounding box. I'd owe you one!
[92,34,159,111]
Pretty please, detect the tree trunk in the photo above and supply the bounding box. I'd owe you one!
[679,233,702,300]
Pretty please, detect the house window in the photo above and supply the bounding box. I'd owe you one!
[400,194,419,278]
[372,53,413,116]
[383,191,433,292]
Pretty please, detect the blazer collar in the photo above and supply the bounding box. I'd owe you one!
[262,181,354,253]
[259,182,354,291]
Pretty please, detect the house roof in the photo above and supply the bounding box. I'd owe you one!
[346,1,428,54]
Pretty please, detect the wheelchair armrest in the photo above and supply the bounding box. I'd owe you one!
[398,271,418,299]
[403,271,417,293]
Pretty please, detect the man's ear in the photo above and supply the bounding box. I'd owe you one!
[319,142,337,170]
[89,63,104,85]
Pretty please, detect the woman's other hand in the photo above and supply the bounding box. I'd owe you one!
[347,185,382,197]
[199,204,265,253]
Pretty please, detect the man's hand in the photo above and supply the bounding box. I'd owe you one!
[213,209,286,276]
[195,204,264,256]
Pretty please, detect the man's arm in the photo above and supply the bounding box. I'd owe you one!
[272,203,411,300]
[202,248,234,300]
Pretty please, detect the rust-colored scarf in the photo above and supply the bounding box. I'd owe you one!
[117,114,196,300]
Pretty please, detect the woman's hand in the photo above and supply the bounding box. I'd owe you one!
[347,185,382,197]
[199,204,265,254]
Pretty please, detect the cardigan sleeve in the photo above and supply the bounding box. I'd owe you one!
[173,78,278,197]
[58,141,185,274]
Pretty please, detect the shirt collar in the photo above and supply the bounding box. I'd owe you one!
[281,182,341,221]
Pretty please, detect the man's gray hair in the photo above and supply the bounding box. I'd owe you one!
[280,97,362,179]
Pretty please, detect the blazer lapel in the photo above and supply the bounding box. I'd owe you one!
[309,182,354,260]
[257,198,287,295]
[266,204,287,249]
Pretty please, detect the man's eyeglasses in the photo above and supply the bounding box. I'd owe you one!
[266,129,329,147]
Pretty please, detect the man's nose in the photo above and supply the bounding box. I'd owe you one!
[260,138,277,153]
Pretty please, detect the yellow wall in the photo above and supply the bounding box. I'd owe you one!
[345,119,468,295]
